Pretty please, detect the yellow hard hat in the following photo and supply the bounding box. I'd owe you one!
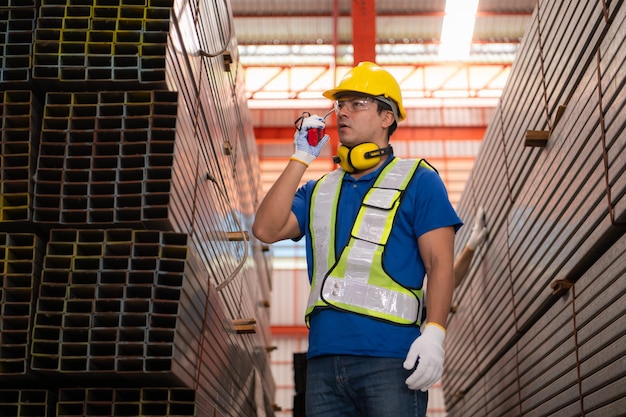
[323,61,406,122]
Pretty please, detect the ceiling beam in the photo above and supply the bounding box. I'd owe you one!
[241,63,511,109]
[254,126,487,142]
[351,0,377,63]
[237,39,522,47]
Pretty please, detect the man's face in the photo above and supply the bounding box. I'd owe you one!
[334,94,391,147]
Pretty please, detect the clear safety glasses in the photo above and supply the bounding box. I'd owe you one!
[334,97,375,113]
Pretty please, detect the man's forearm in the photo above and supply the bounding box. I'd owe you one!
[252,160,307,243]
[425,271,454,328]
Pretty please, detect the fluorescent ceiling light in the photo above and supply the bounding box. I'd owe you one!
[438,0,480,61]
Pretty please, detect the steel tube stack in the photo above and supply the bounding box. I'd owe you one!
[0,1,274,416]
[445,1,625,416]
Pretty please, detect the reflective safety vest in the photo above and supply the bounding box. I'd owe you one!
[305,158,430,327]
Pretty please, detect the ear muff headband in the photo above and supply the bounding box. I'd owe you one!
[333,143,393,173]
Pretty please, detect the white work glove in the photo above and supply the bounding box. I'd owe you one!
[291,115,330,166]
[467,206,487,250]
[403,323,446,391]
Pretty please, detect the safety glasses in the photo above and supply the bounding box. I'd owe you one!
[334,97,375,113]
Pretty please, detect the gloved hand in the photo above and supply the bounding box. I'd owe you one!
[467,206,487,250]
[291,115,330,167]
[403,323,445,391]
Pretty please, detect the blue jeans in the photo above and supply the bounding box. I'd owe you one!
[305,355,428,417]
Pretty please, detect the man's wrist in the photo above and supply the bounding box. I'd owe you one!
[291,150,315,166]
[423,322,446,344]
[425,322,446,333]
[289,155,310,167]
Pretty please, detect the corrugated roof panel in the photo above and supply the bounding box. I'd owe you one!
[377,0,447,13]
[474,15,533,40]
[231,0,338,15]
[377,16,444,41]
[270,269,310,324]
[234,11,533,45]
[445,140,484,156]
[270,337,309,412]
[478,0,537,12]
[232,0,536,16]
[234,16,338,43]
[403,108,496,127]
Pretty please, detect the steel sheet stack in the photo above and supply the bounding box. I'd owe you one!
[445,0,625,416]
[0,1,273,416]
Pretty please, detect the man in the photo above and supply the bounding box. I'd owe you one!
[253,61,462,417]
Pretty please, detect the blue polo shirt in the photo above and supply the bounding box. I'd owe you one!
[292,156,463,359]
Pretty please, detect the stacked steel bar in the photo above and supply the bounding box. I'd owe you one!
[444,0,626,415]
[33,0,169,88]
[0,232,44,378]
[54,386,196,416]
[31,229,188,380]
[0,90,41,225]
[33,91,178,227]
[0,2,36,87]
[0,0,274,415]
[0,389,51,416]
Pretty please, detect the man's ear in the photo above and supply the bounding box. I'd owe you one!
[381,110,395,129]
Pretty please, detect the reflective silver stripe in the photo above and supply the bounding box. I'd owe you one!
[364,188,399,209]
[341,238,377,283]
[355,159,417,244]
[356,188,400,243]
[322,275,420,322]
[307,169,343,310]
[376,159,418,189]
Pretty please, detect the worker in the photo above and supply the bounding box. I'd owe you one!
[453,206,488,288]
[252,61,463,417]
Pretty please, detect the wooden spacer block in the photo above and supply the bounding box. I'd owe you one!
[222,140,233,155]
[550,279,572,296]
[449,305,458,314]
[232,318,257,334]
[225,231,250,241]
[223,51,233,72]
[525,130,550,147]
[266,346,278,352]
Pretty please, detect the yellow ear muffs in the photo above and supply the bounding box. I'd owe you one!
[348,142,382,171]
[333,143,393,173]
[334,144,353,172]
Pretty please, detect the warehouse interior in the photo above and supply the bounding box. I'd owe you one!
[0,1,624,417]
[230,1,537,415]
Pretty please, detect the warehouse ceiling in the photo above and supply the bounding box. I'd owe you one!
[230,0,539,204]
[232,0,538,116]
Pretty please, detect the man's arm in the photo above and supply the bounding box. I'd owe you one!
[252,114,330,244]
[403,226,455,391]
[418,226,456,328]
[252,160,308,243]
